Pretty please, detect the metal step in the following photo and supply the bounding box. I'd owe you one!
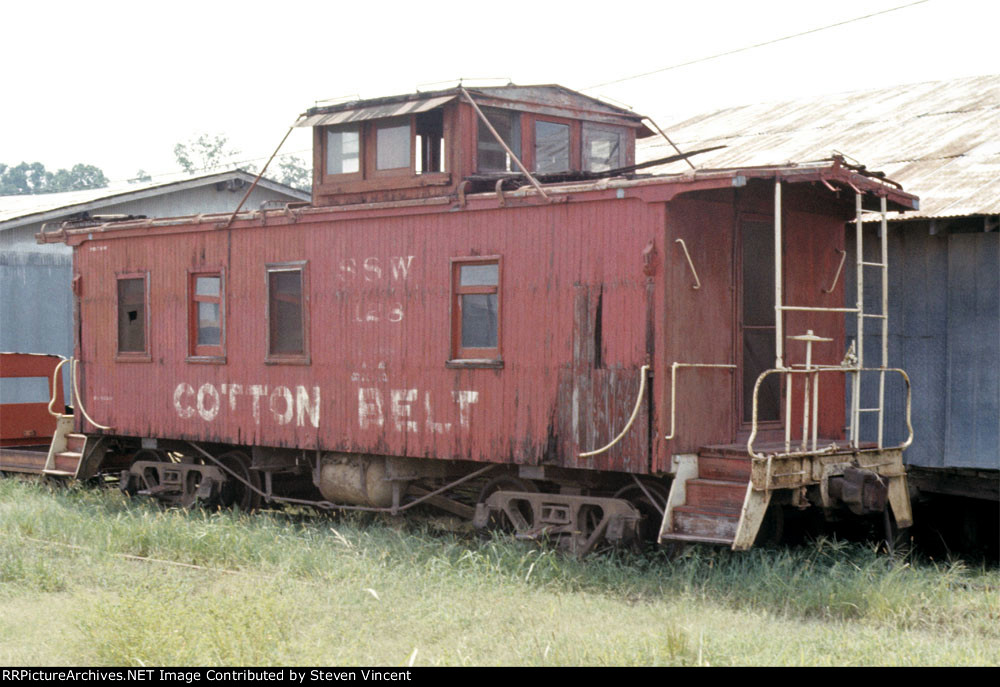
[54,451,82,474]
[685,478,747,511]
[65,433,87,453]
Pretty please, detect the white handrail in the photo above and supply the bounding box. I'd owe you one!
[70,358,113,431]
[747,366,913,462]
[579,365,650,458]
[664,362,736,440]
[47,357,70,418]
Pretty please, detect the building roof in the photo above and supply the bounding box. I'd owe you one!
[0,169,310,231]
[297,83,654,135]
[638,74,1000,220]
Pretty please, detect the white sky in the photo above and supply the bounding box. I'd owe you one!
[3,0,997,184]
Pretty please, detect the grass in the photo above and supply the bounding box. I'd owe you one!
[0,477,997,666]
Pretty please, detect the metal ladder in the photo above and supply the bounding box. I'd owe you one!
[771,182,893,451]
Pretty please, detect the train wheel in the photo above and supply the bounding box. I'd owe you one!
[477,475,537,534]
[214,450,262,512]
[613,481,669,549]
[124,448,171,496]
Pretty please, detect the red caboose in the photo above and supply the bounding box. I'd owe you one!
[33,85,919,551]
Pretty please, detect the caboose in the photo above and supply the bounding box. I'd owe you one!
[24,84,919,552]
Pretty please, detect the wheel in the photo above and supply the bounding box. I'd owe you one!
[477,474,537,533]
[613,480,670,549]
[214,450,262,511]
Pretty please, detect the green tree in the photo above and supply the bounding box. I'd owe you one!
[129,169,152,184]
[275,156,311,191]
[0,161,108,195]
[174,134,253,175]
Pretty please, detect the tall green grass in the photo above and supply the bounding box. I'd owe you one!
[0,478,997,666]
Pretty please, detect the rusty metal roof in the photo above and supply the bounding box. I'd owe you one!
[0,170,310,231]
[298,84,652,132]
[638,74,1000,220]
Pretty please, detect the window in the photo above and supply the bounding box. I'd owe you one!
[451,258,501,362]
[267,262,309,363]
[189,271,224,361]
[534,120,570,173]
[477,108,521,172]
[326,125,361,175]
[117,273,149,358]
[376,118,411,170]
[582,124,624,172]
[415,109,445,174]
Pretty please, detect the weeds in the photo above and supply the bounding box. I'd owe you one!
[0,478,997,665]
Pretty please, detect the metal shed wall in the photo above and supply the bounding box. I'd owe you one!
[848,225,999,470]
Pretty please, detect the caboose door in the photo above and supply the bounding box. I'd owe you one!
[738,217,781,433]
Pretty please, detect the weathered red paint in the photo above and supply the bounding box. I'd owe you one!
[61,163,915,478]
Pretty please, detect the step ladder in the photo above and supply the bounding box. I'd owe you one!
[659,447,751,546]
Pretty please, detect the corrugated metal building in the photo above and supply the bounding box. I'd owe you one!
[639,75,999,496]
[1,170,309,358]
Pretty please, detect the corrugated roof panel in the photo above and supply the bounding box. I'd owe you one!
[639,74,1000,220]
[293,95,457,127]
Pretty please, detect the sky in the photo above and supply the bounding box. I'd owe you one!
[3,0,997,185]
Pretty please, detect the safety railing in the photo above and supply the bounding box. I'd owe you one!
[746,365,913,462]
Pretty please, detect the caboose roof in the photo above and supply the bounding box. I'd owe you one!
[295,84,654,136]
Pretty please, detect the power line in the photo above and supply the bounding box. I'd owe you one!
[583,0,931,91]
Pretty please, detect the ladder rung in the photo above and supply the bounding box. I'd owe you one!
[858,408,882,413]
[861,261,887,267]
[777,306,859,313]
[861,313,887,319]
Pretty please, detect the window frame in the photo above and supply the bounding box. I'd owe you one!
[476,107,522,173]
[115,271,151,362]
[322,123,364,181]
[449,256,503,367]
[581,122,627,173]
[529,115,579,174]
[265,261,310,366]
[187,268,226,364]
[370,116,414,177]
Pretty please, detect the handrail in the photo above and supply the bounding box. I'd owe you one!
[674,239,701,289]
[822,248,848,294]
[664,362,736,440]
[746,366,913,461]
[579,365,650,458]
[48,357,70,418]
[70,358,113,431]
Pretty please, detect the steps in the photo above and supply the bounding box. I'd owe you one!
[659,446,752,547]
[42,427,85,478]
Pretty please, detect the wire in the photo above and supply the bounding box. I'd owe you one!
[583,0,931,90]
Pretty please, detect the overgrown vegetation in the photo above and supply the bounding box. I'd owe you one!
[0,478,996,666]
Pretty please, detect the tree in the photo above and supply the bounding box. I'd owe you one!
[0,161,108,195]
[275,155,311,192]
[129,169,152,184]
[174,134,253,175]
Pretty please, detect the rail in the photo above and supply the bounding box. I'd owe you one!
[674,239,701,289]
[663,362,736,440]
[746,366,913,462]
[51,357,113,431]
[579,365,650,458]
[47,357,70,418]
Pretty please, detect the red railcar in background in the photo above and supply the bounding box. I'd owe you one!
[22,85,919,552]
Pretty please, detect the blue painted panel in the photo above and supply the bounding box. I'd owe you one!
[944,233,999,469]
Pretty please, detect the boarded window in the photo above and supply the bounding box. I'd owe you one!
[452,259,500,359]
[534,121,570,173]
[268,265,306,359]
[190,272,224,358]
[326,125,361,175]
[477,108,521,173]
[582,124,623,172]
[117,276,147,354]
[376,119,411,170]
